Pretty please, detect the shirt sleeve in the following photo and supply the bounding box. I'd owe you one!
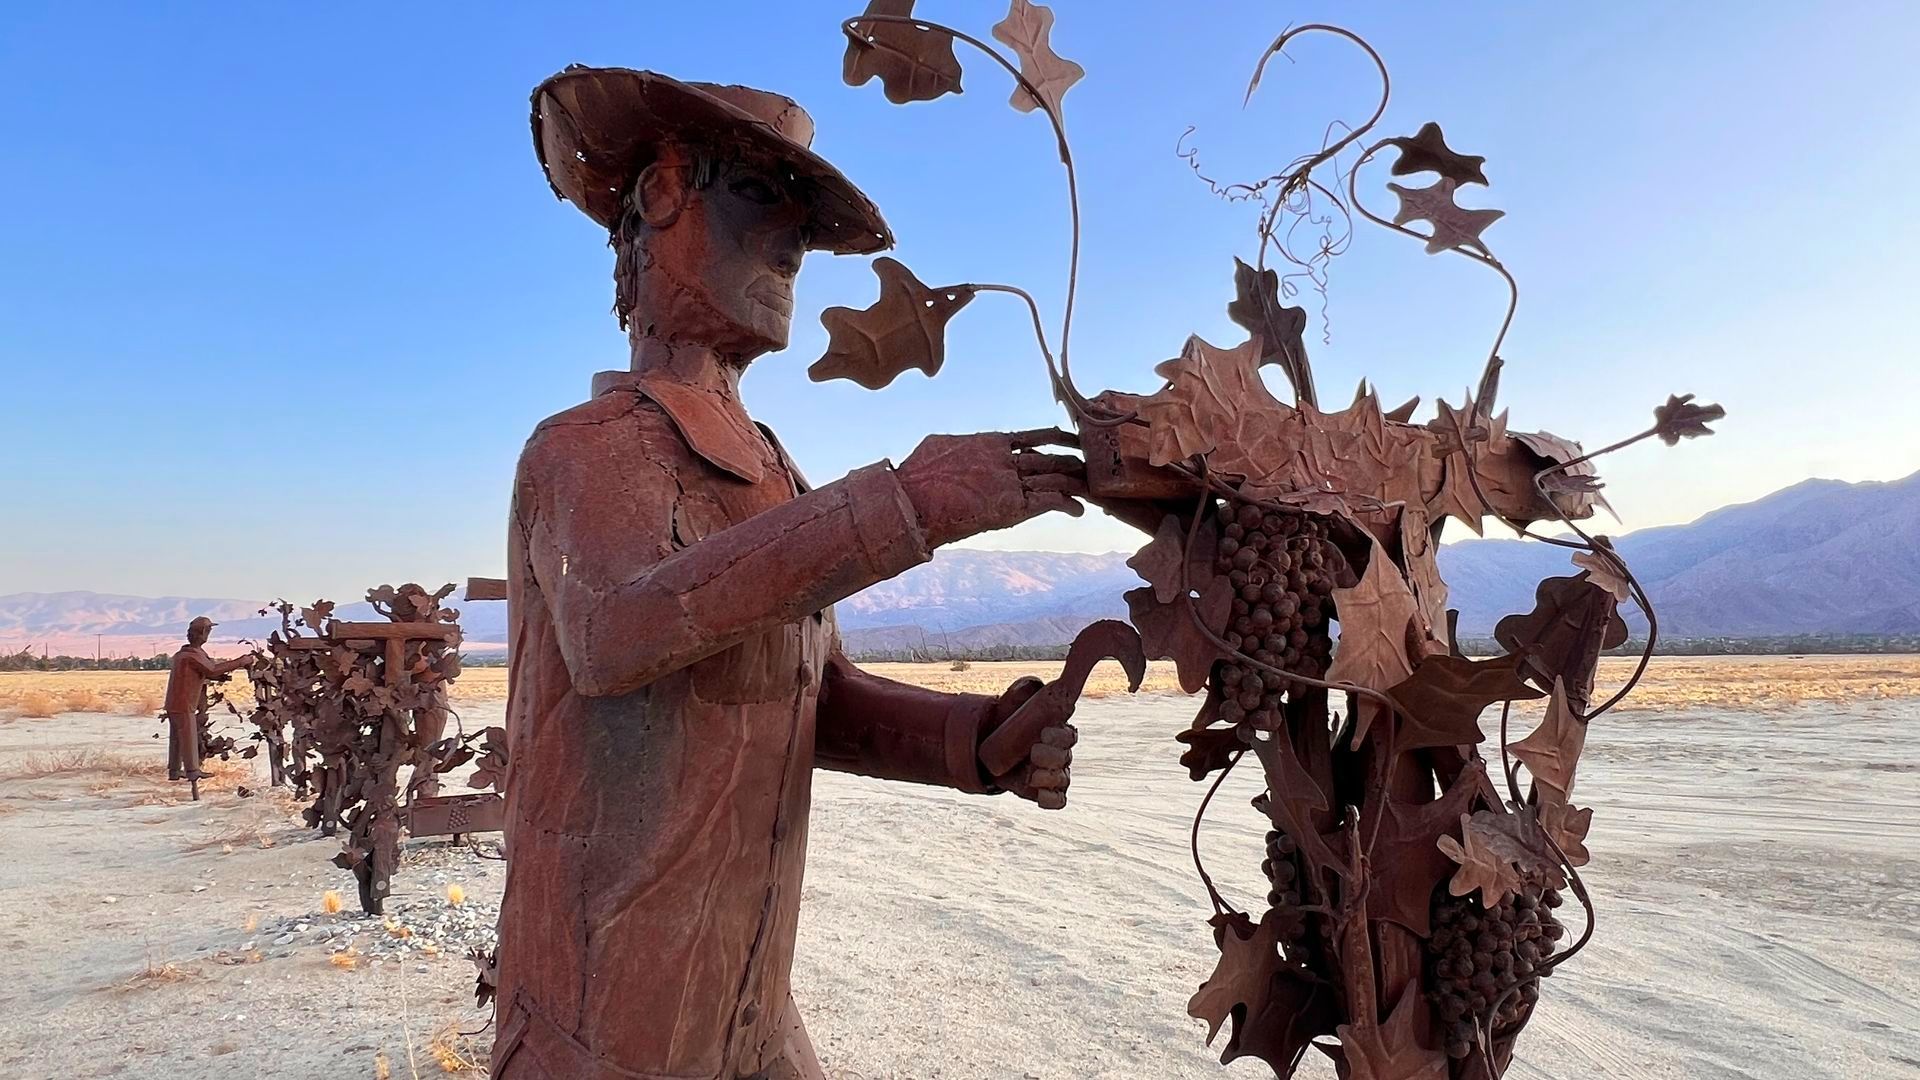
[516,404,934,698]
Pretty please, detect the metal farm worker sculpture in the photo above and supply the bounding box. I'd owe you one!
[162,615,250,783]
[493,68,1091,1079]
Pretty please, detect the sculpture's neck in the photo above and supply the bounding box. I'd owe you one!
[629,336,746,398]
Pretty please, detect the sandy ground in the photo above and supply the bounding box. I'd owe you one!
[2,656,1917,1079]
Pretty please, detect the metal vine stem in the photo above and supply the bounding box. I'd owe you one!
[840,14,1134,427]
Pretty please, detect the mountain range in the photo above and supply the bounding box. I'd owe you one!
[5,471,1916,658]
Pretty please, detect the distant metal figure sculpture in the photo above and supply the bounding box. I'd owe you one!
[161,616,250,797]
[490,67,1110,1079]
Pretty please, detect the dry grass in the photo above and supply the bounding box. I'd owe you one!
[16,690,59,718]
[322,889,345,915]
[331,949,360,970]
[428,1020,488,1075]
[119,959,195,990]
[62,688,106,713]
[0,670,257,713]
[373,1049,391,1079]
[446,883,466,907]
[0,748,167,782]
[116,689,164,717]
[186,816,277,852]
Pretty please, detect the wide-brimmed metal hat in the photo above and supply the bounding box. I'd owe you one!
[188,616,217,633]
[531,65,893,255]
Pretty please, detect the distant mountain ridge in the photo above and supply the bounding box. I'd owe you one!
[6,471,1917,657]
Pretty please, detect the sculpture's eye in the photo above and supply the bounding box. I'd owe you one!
[729,176,781,206]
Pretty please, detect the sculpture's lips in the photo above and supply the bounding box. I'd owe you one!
[748,278,794,317]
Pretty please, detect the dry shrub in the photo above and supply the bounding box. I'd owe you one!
[322,889,345,915]
[373,1050,391,1079]
[120,959,194,990]
[187,817,277,852]
[62,688,106,713]
[2,749,166,782]
[331,949,360,970]
[116,690,164,717]
[446,883,466,907]
[242,912,260,933]
[429,1020,488,1075]
[18,691,58,718]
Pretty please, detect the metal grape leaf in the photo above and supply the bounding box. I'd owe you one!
[1570,545,1631,603]
[1137,334,1418,507]
[1538,799,1593,866]
[1228,969,1335,1074]
[1385,122,1488,186]
[1652,392,1726,444]
[300,601,335,630]
[1326,983,1451,1080]
[1324,539,1420,747]
[1176,722,1244,781]
[1227,257,1313,405]
[1188,909,1283,1044]
[1125,579,1232,694]
[1127,513,1187,604]
[1386,177,1504,256]
[1493,574,1629,711]
[1436,812,1524,907]
[1508,678,1586,802]
[990,0,1083,117]
[810,257,976,389]
[1385,651,1545,753]
[841,0,965,105]
[1467,807,1568,891]
[1369,761,1493,935]
[1250,730,1342,873]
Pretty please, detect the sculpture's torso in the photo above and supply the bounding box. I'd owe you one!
[164,644,214,720]
[495,376,832,1078]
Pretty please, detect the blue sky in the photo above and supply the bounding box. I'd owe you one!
[3,2,1917,601]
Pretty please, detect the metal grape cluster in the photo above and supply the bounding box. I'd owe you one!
[827,5,1723,1077]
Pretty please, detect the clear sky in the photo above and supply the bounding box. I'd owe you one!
[3,2,1917,601]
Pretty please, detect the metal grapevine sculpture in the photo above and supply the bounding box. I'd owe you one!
[249,584,491,914]
[825,7,1723,1077]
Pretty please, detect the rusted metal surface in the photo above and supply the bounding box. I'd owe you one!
[490,60,1104,1079]
[246,586,505,915]
[405,792,506,838]
[159,615,251,799]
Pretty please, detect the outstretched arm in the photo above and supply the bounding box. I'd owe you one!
[517,415,1084,699]
[813,651,1075,807]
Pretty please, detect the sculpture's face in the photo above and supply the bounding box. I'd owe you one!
[188,623,210,646]
[635,151,809,359]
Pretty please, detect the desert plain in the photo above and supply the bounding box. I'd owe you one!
[1,655,1917,1078]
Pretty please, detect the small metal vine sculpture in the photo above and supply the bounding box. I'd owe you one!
[247,584,505,914]
[826,6,1723,1077]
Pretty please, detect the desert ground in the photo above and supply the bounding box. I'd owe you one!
[2,655,1917,1079]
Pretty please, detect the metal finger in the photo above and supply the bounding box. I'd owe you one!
[1029,744,1071,771]
[1009,427,1081,450]
[1041,724,1079,749]
[1029,767,1069,789]
[1015,451,1086,476]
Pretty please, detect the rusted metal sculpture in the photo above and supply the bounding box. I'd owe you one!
[820,6,1723,1077]
[161,615,251,799]
[490,65,1102,1079]
[249,586,479,913]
